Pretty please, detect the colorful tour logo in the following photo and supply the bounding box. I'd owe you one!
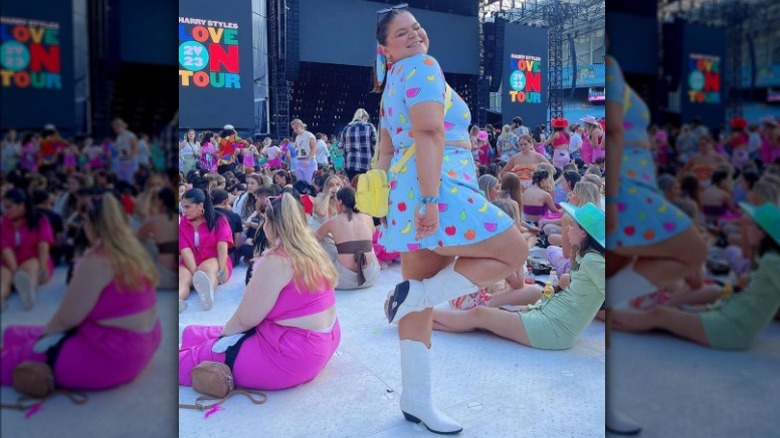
[687,54,720,104]
[179,17,240,89]
[0,17,61,89]
[508,54,542,104]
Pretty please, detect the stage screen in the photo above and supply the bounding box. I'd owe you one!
[298,0,479,75]
[680,23,726,129]
[501,23,548,129]
[179,0,254,132]
[605,12,658,75]
[0,0,74,132]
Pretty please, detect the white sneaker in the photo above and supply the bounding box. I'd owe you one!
[192,271,214,311]
[13,271,35,311]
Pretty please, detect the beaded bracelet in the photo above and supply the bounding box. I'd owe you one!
[419,196,439,215]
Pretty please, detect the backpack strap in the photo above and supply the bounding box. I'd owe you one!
[386,85,454,175]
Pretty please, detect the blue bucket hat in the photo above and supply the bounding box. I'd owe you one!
[560,202,605,248]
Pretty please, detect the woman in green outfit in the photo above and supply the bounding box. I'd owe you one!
[432,202,605,350]
[611,202,780,350]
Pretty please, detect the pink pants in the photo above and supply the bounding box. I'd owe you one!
[179,318,340,390]
[1,320,161,390]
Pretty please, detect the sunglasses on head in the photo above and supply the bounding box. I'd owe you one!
[377,3,408,16]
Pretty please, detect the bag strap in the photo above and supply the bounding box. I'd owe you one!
[179,389,268,411]
[0,389,88,411]
[386,84,454,174]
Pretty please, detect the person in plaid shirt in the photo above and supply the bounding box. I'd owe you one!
[339,108,377,181]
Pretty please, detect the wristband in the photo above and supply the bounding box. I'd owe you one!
[419,196,439,215]
[218,269,226,277]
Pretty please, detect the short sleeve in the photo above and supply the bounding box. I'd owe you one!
[216,215,234,248]
[402,55,446,109]
[580,252,605,296]
[179,217,193,251]
[37,216,55,246]
[605,56,625,103]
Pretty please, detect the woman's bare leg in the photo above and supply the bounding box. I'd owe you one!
[610,307,710,347]
[611,227,707,289]
[178,266,193,301]
[397,250,453,347]
[0,266,12,302]
[487,285,542,307]
[432,307,531,346]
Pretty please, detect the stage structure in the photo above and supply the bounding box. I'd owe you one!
[481,0,603,127]
[271,0,480,138]
[659,0,779,125]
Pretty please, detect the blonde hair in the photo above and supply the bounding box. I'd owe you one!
[352,108,370,122]
[500,172,523,211]
[535,162,556,194]
[493,199,522,230]
[86,193,158,291]
[265,193,338,291]
[262,137,272,147]
[291,118,307,129]
[574,181,602,208]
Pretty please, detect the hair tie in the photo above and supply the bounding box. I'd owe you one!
[375,43,387,87]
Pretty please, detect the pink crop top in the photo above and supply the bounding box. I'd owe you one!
[86,280,156,321]
[264,278,335,322]
[551,132,570,147]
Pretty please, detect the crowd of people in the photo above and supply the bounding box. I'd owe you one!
[174,6,609,435]
[1,118,178,392]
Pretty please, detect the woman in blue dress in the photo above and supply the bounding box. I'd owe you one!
[373,4,527,434]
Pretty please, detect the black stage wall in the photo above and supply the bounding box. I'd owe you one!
[288,0,480,136]
[680,23,726,128]
[501,23,548,129]
[0,0,75,132]
[605,11,658,76]
[298,0,479,75]
[178,0,254,132]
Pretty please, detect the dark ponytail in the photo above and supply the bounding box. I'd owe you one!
[336,187,359,221]
[3,188,41,231]
[182,188,222,231]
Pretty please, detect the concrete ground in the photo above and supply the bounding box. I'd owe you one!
[1,267,179,438]
[607,323,780,437]
[178,262,605,437]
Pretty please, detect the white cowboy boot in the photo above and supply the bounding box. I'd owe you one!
[606,404,642,435]
[386,261,479,323]
[399,340,463,435]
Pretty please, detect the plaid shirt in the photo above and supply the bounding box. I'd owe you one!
[339,120,377,172]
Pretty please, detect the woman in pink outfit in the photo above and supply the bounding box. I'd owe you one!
[1,192,161,389]
[179,191,340,390]
[1,188,54,311]
[178,188,233,312]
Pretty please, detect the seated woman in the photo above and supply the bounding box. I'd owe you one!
[178,192,340,390]
[1,192,161,389]
[699,166,736,227]
[521,169,560,225]
[680,133,730,190]
[502,135,550,189]
[137,187,179,289]
[310,175,344,231]
[611,202,780,350]
[1,188,54,311]
[316,187,380,290]
[432,202,605,350]
[546,181,602,275]
[178,188,233,313]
